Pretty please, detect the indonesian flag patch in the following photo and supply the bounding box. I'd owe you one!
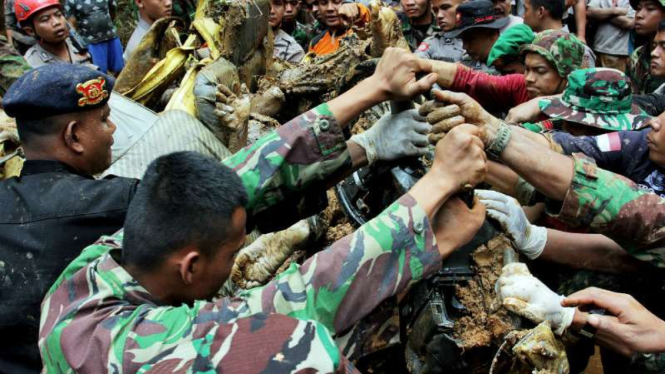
[418,42,430,52]
[595,132,622,152]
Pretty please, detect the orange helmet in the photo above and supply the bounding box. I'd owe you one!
[14,0,61,23]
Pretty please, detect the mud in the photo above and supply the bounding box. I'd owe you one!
[453,234,519,349]
[320,189,355,246]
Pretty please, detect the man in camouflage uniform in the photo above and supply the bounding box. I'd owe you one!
[37,51,488,372]
[627,0,665,94]
[397,0,440,51]
[426,29,585,116]
[532,68,653,134]
[0,35,30,97]
[487,23,534,75]
[432,88,665,373]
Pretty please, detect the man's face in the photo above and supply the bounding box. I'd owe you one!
[651,30,665,77]
[461,29,499,63]
[319,0,343,28]
[401,0,430,20]
[522,0,540,31]
[138,0,172,23]
[270,0,285,28]
[647,112,665,168]
[284,0,300,23]
[305,0,321,21]
[524,53,563,99]
[431,0,463,31]
[635,0,665,36]
[29,7,68,44]
[77,104,116,175]
[195,207,247,301]
[492,0,511,17]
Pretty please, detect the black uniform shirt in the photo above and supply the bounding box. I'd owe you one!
[0,160,138,374]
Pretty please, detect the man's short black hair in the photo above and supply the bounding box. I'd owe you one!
[122,151,248,271]
[16,114,71,145]
[531,0,564,20]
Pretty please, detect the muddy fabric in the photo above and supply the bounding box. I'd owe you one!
[38,106,443,373]
[0,35,31,97]
[545,154,665,267]
[627,44,665,94]
[550,130,664,197]
[0,160,139,374]
[398,11,440,51]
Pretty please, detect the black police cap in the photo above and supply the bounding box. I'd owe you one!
[4,64,114,120]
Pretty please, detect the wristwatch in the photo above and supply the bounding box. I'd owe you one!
[486,121,512,160]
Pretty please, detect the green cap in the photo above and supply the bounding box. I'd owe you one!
[540,68,652,131]
[487,24,534,67]
[629,0,665,10]
[520,29,585,79]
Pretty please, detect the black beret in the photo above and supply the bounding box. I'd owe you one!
[3,64,114,120]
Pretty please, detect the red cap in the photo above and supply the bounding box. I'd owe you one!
[14,0,60,23]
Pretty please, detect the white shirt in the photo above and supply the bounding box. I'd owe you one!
[273,28,305,64]
[123,17,151,62]
[500,14,524,34]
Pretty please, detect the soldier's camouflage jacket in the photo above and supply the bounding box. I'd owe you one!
[0,35,30,96]
[398,11,440,51]
[546,153,665,267]
[38,104,442,373]
[627,44,665,94]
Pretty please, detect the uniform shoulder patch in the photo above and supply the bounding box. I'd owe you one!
[595,132,622,152]
[76,77,108,107]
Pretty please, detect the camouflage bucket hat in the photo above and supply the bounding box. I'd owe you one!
[488,24,534,67]
[540,68,652,131]
[520,30,585,78]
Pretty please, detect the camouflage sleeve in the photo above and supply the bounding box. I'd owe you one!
[236,193,441,335]
[0,35,31,96]
[546,153,665,267]
[223,103,352,231]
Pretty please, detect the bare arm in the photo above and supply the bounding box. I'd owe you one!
[610,15,634,29]
[574,0,587,42]
[5,29,13,46]
[486,161,520,197]
[539,231,644,273]
[586,6,624,20]
[68,16,77,30]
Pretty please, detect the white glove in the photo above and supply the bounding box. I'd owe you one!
[476,190,547,259]
[350,109,431,164]
[497,263,575,335]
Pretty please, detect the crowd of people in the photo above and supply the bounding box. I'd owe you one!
[0,0,664,372]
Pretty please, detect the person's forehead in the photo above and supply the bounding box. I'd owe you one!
[432,0,458,7]
[525,53,552,67]
[656,30,665,42]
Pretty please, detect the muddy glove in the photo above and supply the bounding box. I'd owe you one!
[350,109,431,165]
[498,263,575,335]
[476,190,547,259]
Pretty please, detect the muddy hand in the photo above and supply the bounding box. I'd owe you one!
[431,195,486,259]
[431,124,487,192]
[214,83,251,131]
[372,47,438,101]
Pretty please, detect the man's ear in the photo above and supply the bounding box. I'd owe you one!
[135,0,144,9]
[179,250,201,285]
[537,6,545,19]
[23,25,36,38]
[63,120,85,155]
